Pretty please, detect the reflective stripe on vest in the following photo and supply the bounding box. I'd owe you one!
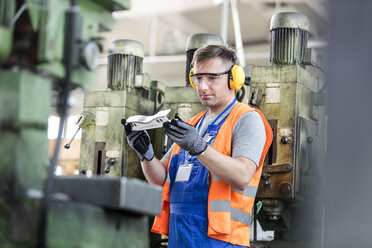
[210,200,251,226]
[165,172,171,184]
[212,175,258,198]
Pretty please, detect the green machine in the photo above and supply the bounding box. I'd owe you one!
[0,1,162,248]
[75,39,166,178]
[249,12,326,248]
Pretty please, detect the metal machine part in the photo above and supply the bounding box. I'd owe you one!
[107,39,144,90]
[81,41,101,71]
[126,109,170,131]
[186,33,225,50]
[47,200,151,248]
[52,176,162,216]
[64,111,95,149]
[270,12,309,65]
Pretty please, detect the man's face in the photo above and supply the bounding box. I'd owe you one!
[193,57,235,111]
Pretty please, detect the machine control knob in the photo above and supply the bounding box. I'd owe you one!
[262,173,272,188]
[104,158,116,173]
[279,183,292,196]
[281,136,291,144]
[264,180,271,188]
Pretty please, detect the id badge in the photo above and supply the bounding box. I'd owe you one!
[175,163,193,182]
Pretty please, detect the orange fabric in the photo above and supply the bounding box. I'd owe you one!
[152,103,273,247]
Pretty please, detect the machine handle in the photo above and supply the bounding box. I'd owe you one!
[104,158,116,173]
[64,126,81,149]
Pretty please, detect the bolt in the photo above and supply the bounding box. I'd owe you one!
[269,216,279,221]
[279,183,292,196]
[264,180,271,188]
[281,136,290,144]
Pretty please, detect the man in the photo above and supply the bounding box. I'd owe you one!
[123,45,273,247]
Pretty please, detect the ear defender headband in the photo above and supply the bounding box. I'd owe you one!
[189,48,245,90]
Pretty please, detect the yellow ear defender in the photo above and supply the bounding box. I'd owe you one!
[229,64,245,90]
[189,68,197,90]
[189,65,245,90]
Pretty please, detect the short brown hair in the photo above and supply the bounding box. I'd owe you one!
[191,45,239,68]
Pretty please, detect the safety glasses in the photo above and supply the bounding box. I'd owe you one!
[190,70,230,85]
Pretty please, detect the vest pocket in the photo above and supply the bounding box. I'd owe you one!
[208,211,231,234]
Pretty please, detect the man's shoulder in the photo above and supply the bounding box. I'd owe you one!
[234,102,255,112]
[229,103,257,121]
[187,110,207,125]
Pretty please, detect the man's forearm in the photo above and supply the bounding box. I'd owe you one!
[141,157,168,186]
[196,146,257,190]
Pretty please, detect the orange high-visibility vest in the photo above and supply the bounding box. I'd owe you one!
[152,103,273,247]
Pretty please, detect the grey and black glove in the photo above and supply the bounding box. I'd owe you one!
[121,119,154,161]
[163,117,207,156]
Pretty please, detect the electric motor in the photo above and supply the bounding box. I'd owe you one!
[270,12,309,65]
[107,39,144,90]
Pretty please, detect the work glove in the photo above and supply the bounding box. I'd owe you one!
[121,119,154,161]
[163,116,207,156]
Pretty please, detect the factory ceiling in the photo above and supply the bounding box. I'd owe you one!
[95,0,328,88]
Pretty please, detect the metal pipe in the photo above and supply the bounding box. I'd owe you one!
[230,0,246,66]
[149,14,158,57]
[220,0,229,45]
[275,0,281,13]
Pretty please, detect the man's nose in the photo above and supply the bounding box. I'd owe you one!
[198,78,209,89]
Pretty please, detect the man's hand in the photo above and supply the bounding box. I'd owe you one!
[163,117,207,156]
[121,119,154,161]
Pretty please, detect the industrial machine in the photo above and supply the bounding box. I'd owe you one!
[0,1,162,248]
[249,12,326,248]
[76,39,166,178]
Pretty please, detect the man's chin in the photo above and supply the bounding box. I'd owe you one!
[200,99,213,106]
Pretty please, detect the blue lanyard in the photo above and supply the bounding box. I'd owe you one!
[197,98,237,140]
[180,98,236,163]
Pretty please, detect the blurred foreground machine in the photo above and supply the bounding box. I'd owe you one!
[0,1,162,248]
[249,12,326,248]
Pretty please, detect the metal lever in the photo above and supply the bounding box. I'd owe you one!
[104,158,116,173]
[64,127,81,149]
[63,111,95,149]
